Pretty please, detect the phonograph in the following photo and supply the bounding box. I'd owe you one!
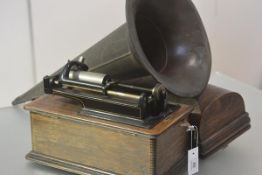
[13,0,251,174]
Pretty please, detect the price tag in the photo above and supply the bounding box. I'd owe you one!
[187,125,199,175]
[188,147,199,175]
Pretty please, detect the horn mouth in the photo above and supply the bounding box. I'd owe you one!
[126,0,211,97]
[135,15,168,73]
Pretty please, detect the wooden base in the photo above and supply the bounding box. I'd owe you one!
[25,95,193,175]
[26,151,186,175]
[26,151,117,175]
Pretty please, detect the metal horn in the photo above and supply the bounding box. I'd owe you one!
[12,0,211,105]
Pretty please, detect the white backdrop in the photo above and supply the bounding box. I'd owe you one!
[0,0,34,107]
[0,0,262,107]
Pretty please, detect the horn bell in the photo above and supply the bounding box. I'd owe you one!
[126,0,211,97]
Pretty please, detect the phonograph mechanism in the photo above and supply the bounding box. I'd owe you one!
[43,59,178,128]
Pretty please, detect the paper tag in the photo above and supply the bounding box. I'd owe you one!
[188,147,199,175]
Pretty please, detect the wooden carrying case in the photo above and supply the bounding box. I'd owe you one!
[25,95,193,175]
[191,85,251,157]
[169,85,251,158]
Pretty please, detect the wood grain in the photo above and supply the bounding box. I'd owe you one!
[167,85,251,158]
[26,95,192,175]
[196,85,251,157]
[31,112,152,174]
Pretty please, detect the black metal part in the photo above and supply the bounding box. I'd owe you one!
[80,108,160,129]
[53,88,142,119]
[42,61,175,128]
[80,104,180,129]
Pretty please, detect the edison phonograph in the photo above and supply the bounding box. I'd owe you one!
[13,0,250,174]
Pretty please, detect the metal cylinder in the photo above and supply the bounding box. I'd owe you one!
[107,90,141,101]
[69,71,111,86]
